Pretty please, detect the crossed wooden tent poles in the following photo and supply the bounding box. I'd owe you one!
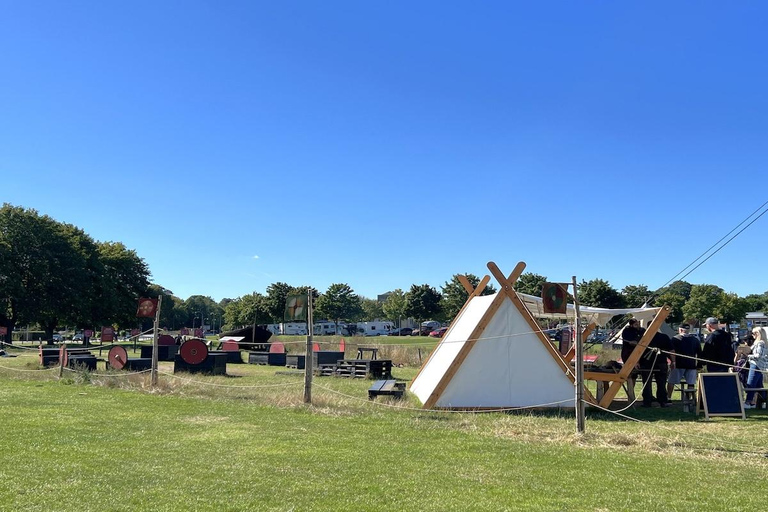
[414,261,670,410]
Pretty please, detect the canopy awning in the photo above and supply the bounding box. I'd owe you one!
[516,292,659,326]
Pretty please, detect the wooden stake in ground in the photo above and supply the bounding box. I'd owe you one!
[572,276,585,434]
[304,290,313,404]
[151,295,163,387]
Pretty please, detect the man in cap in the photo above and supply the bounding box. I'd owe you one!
[666,323,702,399]
[701,317,734,373]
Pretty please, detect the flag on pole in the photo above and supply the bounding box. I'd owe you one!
[284,295,308,321]
[542,282,568,314]
[136,298,159,318]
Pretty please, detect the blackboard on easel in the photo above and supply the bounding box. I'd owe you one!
[697,373,745,420]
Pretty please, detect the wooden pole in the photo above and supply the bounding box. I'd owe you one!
[572,276,585,434]
[303,291,313,404]
[151,295,162,387]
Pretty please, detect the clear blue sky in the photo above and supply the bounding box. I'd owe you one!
[2,1,766,302]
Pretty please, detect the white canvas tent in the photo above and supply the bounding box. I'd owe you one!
[410,261,668,410]
[410,292,576,408]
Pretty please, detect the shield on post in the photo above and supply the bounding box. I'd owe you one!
[541,283,568,314]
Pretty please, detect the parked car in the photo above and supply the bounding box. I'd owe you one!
[73,333,84,342]
[390,327,413,336]
[429,327,448,338]
[52,334,63,343]
[411,327,432,336]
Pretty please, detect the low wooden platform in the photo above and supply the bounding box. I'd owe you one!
[368,379,405,400]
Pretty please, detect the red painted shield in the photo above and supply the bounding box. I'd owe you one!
[108,346,128,370]
[313,342,320,352]
[339,338,345,352]
[269,342,285,354]
[158,335,175,346]
[180,339,208,365]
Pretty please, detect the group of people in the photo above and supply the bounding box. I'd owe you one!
[621,316,768,409]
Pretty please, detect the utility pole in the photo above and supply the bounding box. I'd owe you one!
[572,276,585,434]
[304,290,314,404]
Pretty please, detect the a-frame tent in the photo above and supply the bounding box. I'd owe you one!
[410,260,668,410]
[411,261,584,409]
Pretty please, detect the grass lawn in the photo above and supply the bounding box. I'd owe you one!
[1,345,767,511]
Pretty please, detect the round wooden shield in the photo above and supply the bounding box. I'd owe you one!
[269,342,285,354]
[108,346,128,370]
[59,345,68,367]
[222,341,239,352]
[180,338,208,365]
[158,334,176,346]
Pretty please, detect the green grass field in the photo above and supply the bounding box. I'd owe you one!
[1,342,767,511]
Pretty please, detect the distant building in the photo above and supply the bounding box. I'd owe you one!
[746,311,768,327]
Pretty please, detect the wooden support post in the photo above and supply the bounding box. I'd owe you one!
[304,290,313,404]
[151,295,162,387]
[572,277,585,434]
[597,306,670,408]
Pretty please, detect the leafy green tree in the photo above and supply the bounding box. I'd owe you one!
[359,297,384,321]
[514,273,547,296]
[682,284,724,325]
[657,280,693,300]
[0,205,60,343]
[441,274,497,321]
[578,279,625,308]
[714,292,750,326]
[621,284,652,308]
[654,291,686,324]
[382,289,407,326]
[743,293,768,313]
[315,284,361,328]
[265,282,293,322]
[184,295,221,330]
[405,284,443,325]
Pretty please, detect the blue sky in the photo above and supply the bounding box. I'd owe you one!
[2,1,767,302]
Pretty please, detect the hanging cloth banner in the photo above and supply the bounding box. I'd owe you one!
[136,298,159,318]
[541,282,568,314]
[284,295,308,321]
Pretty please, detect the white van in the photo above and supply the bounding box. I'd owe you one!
[355,321,395,336]
[280,323,308,335]
[313,322,344,336]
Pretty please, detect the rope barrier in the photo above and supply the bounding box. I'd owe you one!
[157,370,305,390]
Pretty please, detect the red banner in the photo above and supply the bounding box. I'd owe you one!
[136,298,159,318]
[180,327,189,335]
[194,328,203,338]
[130,329,140,336]
[84,329,93,338]
[101,327,115,342]
[0,327,7,336]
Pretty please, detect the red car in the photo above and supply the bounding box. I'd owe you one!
[429,327,448,338]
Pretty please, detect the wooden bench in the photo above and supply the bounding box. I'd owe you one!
[368,380,405,400]
[356,347,379,360]
[743,387,768,409]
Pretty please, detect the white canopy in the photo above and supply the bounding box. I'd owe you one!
[516,292,660,327]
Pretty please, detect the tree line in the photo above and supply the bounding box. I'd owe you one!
[4,204,767,344]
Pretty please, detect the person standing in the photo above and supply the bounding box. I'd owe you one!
[621,319,644,403]
[701,317,735,372]
[666,323,702,399]
[639,327,674,407]
[744,327,768,409]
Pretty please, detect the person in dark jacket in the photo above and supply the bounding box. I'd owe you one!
[639,328,674,407]
[702,317,735,372]
[666,323,702,399]
[621,319,645,403]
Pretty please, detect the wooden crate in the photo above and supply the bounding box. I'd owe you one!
[248,351,286,366]
[173,352,227,375]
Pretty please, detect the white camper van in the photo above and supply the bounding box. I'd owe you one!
[355,321,395,336]
[313,321,344,336]
[280,323,308,335]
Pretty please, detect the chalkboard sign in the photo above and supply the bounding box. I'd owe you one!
[697,373,745,419]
